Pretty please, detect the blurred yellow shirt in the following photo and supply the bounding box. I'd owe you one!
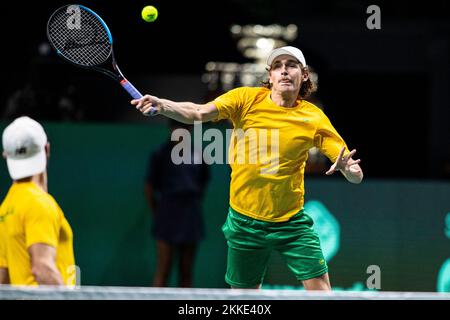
[213,87,349,222]
[0,219,7,269]
[0,182,75,286]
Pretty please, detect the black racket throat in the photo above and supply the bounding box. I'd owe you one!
[91,52,126,82]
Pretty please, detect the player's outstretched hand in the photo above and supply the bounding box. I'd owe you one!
[326,147,361,175]
[131,95,161,116]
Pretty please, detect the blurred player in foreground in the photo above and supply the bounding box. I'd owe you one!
[0,116,76,286]
[132,46,363,290]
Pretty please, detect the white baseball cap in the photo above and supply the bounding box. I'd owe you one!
[266,46,307,67]
[2,116,48,180]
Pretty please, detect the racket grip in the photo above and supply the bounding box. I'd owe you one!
[122,79,158,116]
[120,79,143,99]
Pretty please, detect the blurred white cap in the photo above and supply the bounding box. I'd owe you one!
[2,116,47,180]
[266,46,307,67]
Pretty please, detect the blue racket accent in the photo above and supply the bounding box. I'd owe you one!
[120,80,143,99]
[79,5,113,44]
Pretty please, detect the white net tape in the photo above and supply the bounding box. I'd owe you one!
[0,285,449,300]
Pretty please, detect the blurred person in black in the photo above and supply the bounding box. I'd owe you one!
[145,120,210,287]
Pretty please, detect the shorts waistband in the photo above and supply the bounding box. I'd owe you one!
[228,207,304,224]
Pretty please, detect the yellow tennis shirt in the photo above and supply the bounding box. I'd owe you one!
[0,219,7,269]
[212,87,349,222]
[0,181,75,285]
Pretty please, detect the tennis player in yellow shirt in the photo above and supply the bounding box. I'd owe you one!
[132,46,363,290]
[1,116,76,286]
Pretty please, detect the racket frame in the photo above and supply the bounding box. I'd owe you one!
[46,4,143,100]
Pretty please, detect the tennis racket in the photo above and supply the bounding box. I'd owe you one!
[46,4,148,105]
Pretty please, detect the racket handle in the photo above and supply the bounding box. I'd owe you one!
[120,79,143,99]
[121,79,158,116]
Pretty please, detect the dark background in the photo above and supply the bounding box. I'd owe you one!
[0,0,449,180]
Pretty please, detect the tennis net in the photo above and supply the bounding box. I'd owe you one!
[0,285,449,300]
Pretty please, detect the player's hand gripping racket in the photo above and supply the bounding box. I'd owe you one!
[47,4,156,114]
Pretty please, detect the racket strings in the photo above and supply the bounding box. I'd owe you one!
[48,7,112,67]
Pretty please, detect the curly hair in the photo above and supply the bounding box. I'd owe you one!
[261,66,317,99]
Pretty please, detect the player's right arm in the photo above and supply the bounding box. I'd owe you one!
[131,95,218,124]
[29,243,64,285]
[25,198,64,285]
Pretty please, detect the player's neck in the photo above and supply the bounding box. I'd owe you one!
[14,173,48,192]
[270,90,298,107]
[30,172,48,193]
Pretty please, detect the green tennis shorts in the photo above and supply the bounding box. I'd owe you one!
[222,207,328,288]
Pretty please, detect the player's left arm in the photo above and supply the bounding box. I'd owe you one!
[325,147,363,184]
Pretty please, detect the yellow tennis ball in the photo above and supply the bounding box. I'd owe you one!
[141,6,158,22]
